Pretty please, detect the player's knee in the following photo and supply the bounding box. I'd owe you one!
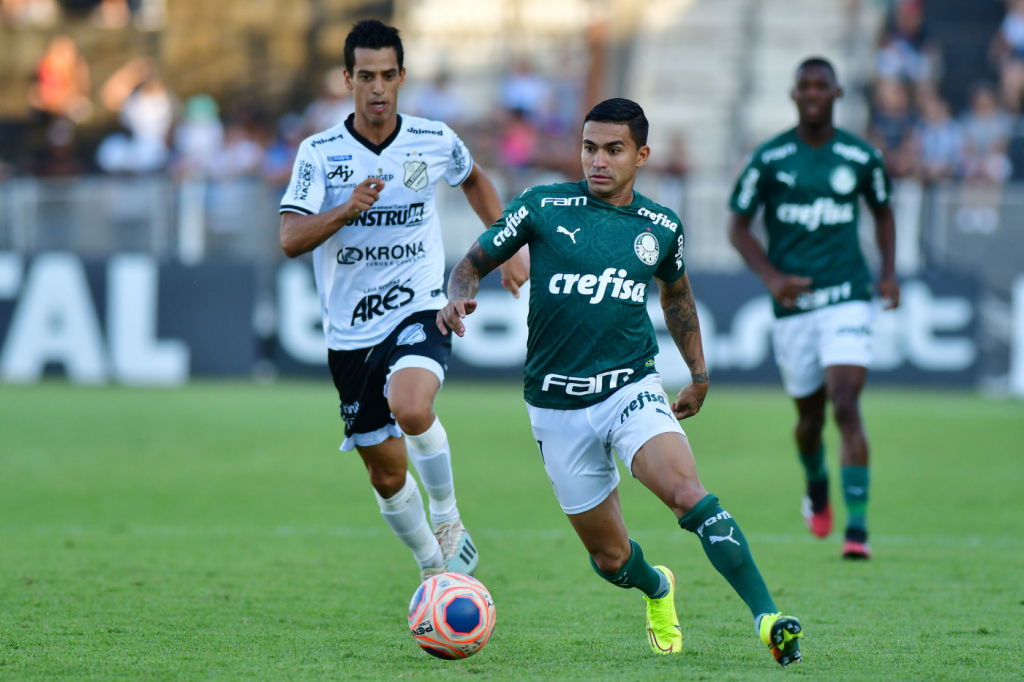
[590,545,629,575]
[830,392,860,429]
[669,480,709,517]
[795,412,824,439]
[367,464,407,499]
[389,397,434,435]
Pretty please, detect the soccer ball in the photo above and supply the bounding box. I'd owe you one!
[408,572,496,659]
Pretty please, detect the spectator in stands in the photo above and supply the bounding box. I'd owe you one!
[405,72,469,127]
[172,95,224,179]
[499,60,551,123]
[990,0,1024,112]
[208,119,264,180]
[960,84,1014,183]
[869,78,917,177]
[303,68,354,135]
[1,0,56,26]
[875,0,936,85]
[262,113,303,189]
[913,91,962,182]
[34,118,84,177]
[95,58,173,174]
[498,108,539,171]
[27,35,92,123]
[91,0,129,28]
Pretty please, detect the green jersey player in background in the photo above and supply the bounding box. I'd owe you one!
[728,58,899,560]
[438,99,803,667]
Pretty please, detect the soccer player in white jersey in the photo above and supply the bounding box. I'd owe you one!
[279,20,527,581]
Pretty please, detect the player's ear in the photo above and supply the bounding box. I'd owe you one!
[835,84,845,100]
[343,69,354,92]
[636,145,650,168]
[399,67,406,88]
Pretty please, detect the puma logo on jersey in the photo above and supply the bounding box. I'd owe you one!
[709,527,740,546]
[548,267,648,304]
[557,226,580,243]
[776,171,797,187]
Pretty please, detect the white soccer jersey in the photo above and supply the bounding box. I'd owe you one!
[280,114,474,350]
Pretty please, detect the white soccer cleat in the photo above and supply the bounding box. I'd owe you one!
[434,520,479,576]
[420,564,446,583]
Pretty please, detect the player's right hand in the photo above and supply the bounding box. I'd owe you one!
[436,297,477,338]
[343,178,384,222]
[769,274,813,309]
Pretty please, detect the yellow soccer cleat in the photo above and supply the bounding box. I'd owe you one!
[643,566,682,655]
[759,612,803,667]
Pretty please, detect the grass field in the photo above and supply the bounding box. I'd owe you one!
[1,382,1022,681]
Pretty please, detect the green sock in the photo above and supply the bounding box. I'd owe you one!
[842,466,869,539]
[679,494,777,618]
[802,445,829,513]
[590,539,668,599]
[800,444,827,481]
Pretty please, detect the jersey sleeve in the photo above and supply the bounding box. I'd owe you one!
[727,154,766,216]
[478,197,534,262]
[655,216,687,283]
[861,148,892,210]
[444,127,474,187]
[280,140,326,215]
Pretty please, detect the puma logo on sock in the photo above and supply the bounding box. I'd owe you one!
[709,527,740,546]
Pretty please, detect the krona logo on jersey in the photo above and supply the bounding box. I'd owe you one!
[776,198,854,231]
[548,267,648,304]
[336,241,425,265]
[493,206,528,247]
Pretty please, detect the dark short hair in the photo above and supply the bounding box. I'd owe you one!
[797,57,838,82]
[344,19,404,74]
[583,98,649,148]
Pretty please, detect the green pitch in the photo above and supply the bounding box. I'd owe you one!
[1,382,1022,681]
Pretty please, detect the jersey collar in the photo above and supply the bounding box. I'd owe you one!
[344,113,403,155]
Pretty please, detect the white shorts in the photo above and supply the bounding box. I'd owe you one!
[525,374,686,515]
[772,300,875,399]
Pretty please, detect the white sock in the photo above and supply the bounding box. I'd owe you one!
[405,417,460,526]
[374,471,444,569]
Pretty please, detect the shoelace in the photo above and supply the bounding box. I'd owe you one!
[436,522,462,557]
[647,596,674,630]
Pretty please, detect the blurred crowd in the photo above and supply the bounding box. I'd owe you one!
[0,33,690,188]
[12,1,1024,189]
[868,0,1024,184]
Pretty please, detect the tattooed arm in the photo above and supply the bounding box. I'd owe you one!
[436,242,503,337]
[657,273,709,419]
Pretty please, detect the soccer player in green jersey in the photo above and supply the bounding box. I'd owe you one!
[438,99,803,667]
[728,58,900,560]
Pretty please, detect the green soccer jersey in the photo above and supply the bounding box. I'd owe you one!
[479,180,686,410]
[728,128,892,318]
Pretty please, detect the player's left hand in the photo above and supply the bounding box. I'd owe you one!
[672,377,708,420]
[877,275,900,310]
[436,297,478,338]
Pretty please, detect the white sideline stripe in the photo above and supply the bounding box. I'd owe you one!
[1,525,1022,549]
